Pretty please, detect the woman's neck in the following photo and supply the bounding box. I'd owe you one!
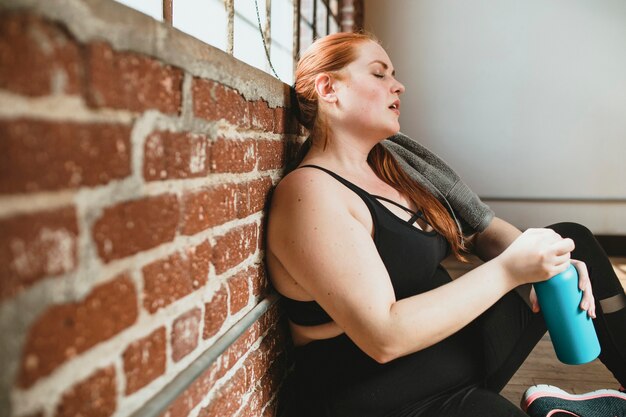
[303,131,383,174]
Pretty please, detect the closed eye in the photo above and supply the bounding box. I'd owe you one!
[374,73,385,78]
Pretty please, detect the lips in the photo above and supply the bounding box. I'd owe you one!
[388,100,401,115]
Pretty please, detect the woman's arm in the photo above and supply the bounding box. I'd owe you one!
[470,216,522,261]
[268,172,574,363]
[469,217,596,317]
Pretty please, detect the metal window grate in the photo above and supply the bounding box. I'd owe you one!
[296,0,341,57]
[163,0,172,24]
[160,0,346,79]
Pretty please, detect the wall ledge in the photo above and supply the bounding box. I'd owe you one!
[1,0,292,107]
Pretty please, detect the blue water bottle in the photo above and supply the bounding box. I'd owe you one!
[534,264,601,365]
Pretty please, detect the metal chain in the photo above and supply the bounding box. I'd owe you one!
[254,0,281,79]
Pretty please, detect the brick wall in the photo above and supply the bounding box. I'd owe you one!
[0,2,301,417]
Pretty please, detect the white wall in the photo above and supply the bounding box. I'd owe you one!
[364,0,626,234]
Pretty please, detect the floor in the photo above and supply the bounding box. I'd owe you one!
[442,256,626,408]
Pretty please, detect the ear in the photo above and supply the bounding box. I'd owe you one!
[314,73,337,104]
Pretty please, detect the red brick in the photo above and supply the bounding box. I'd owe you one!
[181,177,272,236]
[257,214,267,252]
[261,304,281,331]
[92,194,179,263]
[193,78,249,126]
[250,328,288,382]
[86,42,183,114]
[0,207,78,300]
[123,327,166,395]
[54,366,117,417]
[264,355,287,395]
[207,320,267,380]
[197,367,247,417]
[18,274,137,388]
[273,106,299,134]
[212,223,258,275]
[251,264,269,299]
[249,100,274,131]
[244,348,268,388]
[171,308,202,362]
[241,370,283,417]
[262,399,278,417]
[0,120,131,194]
[222,320,261,374]
[143,241,210,314]
[203,286,227,340]
[0,13,82,96]
[256,140,286,171]
[144,131,209,181]
[160,363,218,417]
[238,177,273,218]
[239,389,263,417]
[181,185,238,235]
[245,355,287,416]
[208,138,256,173]
[228,269,250,315]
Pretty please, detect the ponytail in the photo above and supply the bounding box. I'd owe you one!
[367,144,468,262]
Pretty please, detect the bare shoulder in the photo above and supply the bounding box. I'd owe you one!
[271,166,342,205]
[269,167,351,223]
[267,167,362,254]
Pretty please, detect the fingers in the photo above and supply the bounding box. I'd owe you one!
[544,241,572,277]
[545,235,574,276]
[550,237,575,256]
[529,286,540,313]
[572,260,596,318]
[506,229,576,285]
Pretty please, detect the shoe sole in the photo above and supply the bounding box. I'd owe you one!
[521,384,626,415]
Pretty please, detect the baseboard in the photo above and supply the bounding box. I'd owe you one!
[595,235,626,257]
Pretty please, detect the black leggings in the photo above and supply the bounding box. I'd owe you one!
[419,222,626,417]
[288,223,626,417]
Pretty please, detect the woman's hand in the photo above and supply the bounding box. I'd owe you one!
[528,259,596,318]
[497,228,575,286]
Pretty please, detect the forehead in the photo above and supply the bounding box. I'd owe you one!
[352,41,393,67]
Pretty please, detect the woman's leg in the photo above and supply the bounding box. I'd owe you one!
[422,387,530,417]
[479,289,546,392]
[548,222,626,387]
[478,222,626,392]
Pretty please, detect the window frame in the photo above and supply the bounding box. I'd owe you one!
[159,0,346,79]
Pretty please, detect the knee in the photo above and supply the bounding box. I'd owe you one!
[546,222,594,242]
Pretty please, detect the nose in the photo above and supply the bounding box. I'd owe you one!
[392,79,405,95]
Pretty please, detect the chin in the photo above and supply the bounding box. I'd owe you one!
[386,123,401,137]
[375,126,399,141]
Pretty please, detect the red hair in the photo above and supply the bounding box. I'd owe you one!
[293,32,468,261]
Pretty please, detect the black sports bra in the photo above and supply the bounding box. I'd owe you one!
[280,165,451,326]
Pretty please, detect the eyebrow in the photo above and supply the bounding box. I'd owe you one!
[369,60,396,76]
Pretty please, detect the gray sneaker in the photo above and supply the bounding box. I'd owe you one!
[521,384,626,417]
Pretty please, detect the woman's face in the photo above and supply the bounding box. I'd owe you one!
[331,41,405,139]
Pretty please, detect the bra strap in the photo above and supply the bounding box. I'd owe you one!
[407,211,423,225]
[298,164,369,195]
[370,194,419,216]
[299,165,427,225]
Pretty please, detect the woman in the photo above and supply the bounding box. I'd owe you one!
[266,32,626,417]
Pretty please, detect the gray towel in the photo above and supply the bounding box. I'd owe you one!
[383,132,494,236]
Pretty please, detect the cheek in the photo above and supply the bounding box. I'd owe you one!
[355,87,381,112]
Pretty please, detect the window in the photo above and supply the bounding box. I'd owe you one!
[270,0,296,83]
[298,0,340,57]
[112,0,349,84]
[233,0,271,77]
[173,0,228,52]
